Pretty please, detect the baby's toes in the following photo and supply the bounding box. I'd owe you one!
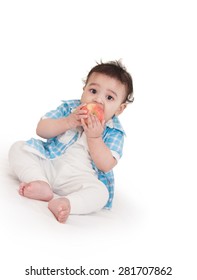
[19,182,26,196]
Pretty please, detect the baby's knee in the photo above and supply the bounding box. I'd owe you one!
[96,182,109,206]
[9,141,25,161]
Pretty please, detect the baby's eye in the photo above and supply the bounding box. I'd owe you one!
[107,95,114,101]
[90,89,97,94]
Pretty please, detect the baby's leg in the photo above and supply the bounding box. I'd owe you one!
[66,180,109,215]
[47,178,108,223]
[9,141,53,201]
[52,177,109,216]
[48,198,70,223]
[9,141,48,183]
[19,180,53,201]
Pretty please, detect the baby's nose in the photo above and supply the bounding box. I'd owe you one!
[93,95,103,104]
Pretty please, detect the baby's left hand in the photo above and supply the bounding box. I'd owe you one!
[81,114,105,138]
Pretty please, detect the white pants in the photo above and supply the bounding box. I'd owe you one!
[8,141,109,215]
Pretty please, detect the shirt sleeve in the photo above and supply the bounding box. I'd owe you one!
[104,129,124,161]
[42,102,70,119]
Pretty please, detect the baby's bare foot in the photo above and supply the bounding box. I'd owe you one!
[19,181,53,201]
[48,198,71,223]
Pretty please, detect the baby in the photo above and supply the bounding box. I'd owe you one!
[9,60,134,223]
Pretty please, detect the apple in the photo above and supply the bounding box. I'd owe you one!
[81,103,104,123]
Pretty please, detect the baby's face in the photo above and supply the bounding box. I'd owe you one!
[81,73,127,121]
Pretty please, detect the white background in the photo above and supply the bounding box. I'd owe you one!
[0,0,196,279]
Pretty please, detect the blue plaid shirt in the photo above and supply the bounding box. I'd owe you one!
[25,99,125,209]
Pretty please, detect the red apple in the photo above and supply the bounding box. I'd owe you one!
[81,103,104,123]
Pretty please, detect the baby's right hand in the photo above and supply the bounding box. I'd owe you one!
[66,104,88,129]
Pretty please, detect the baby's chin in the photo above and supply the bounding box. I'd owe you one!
[104,115,114,122]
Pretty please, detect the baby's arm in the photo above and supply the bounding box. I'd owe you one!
[81,115,117,173]
[36,104,87,139]
[87,137,117,173]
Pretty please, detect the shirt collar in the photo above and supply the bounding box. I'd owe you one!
[106,115,126,135]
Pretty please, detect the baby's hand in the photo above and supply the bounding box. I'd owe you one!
[81,114,105,138]
[67,104,88,129]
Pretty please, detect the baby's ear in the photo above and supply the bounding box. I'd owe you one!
[115,103,127,116]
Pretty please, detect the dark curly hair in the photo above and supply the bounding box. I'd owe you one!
[84,60,134,103]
